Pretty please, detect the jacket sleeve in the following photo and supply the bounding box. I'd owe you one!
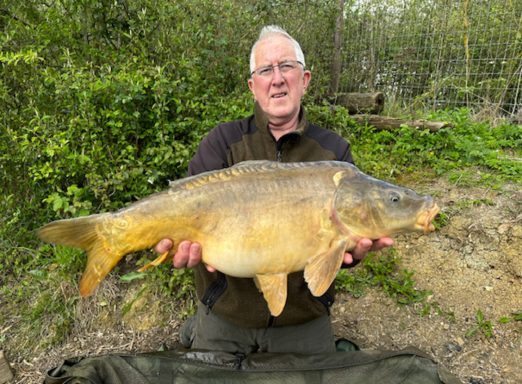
[188,125,231,176]
[339,143,354,164]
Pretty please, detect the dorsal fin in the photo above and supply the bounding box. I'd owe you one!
[169,160,359,191]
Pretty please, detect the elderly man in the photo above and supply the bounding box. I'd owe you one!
[156,25,393,354]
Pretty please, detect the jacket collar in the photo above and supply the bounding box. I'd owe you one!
[254,102,308,140]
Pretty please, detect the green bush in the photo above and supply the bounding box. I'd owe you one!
[307,104,521,183]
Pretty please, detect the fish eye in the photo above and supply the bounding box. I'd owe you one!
[389,192,401,203]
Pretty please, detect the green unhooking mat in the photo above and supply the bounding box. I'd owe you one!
[44,346,462,384]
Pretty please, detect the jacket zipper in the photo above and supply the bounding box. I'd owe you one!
[275,140,284,162]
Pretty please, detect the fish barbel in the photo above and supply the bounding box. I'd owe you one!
[37,160,440,316]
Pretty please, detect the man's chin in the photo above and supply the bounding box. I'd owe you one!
[265,104,299,121]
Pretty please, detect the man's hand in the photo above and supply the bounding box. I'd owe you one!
[154,239,215,272]
[343,237,394,265]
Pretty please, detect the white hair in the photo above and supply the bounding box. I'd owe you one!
[249,25,306,74]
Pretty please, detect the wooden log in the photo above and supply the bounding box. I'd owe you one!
[0,351,14,384]
[334,92,385,114]
[352,114,453,132]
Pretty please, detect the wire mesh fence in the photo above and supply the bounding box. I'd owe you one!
[338,0,521,120]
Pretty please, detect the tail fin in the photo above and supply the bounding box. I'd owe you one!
[37,214,124,297]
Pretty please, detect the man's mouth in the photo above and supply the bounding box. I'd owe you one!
[271,92,287,99]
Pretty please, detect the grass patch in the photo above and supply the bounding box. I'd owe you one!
[336,249,431,305]
[132,252,196,302]
[465,309,494,338]
[309,106,521,186]
[498,310,522,324]
[1,245,84,351]
[465,309,521,339]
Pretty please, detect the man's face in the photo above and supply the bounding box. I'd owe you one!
[248,36,311,125]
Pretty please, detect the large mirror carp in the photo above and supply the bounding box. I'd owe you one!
[38,160,440,316]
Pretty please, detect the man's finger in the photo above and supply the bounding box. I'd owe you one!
[179,240,191,254]
[352,238,373,260]
[370,237,394,252]
[187,242,202,268]
[173,240,191,268]
[343,252,354,265]
[155,238,173,254]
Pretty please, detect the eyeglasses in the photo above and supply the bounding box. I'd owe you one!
[251,60,304,77]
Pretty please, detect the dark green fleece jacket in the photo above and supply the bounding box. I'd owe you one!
[187,103,354,328]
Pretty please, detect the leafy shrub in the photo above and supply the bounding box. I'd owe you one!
[308,104,521,183]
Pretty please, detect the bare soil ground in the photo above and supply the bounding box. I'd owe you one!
[4,178,521,384]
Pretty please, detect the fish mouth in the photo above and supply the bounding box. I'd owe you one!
[415,204,440,233]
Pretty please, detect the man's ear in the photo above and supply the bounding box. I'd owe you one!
[247,78,255,94]
[303,70,311,91]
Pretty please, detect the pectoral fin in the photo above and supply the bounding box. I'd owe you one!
[304,239,347,297]
[137,251,171,272]
[254,273,288,317]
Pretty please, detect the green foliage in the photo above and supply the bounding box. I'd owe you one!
[306,103,358,135]
[432,211,449,230]
[153,266,196,302]
[125,252,196,302]
[43,185,93,218]
[0,244,84,349]
[307,104,521,187]
[8,62,249,215]
[308,105,521,185]
[465,309,494,339]
[498,310,522,324]
[140,263,197,317]
[336,249,431,305]
[1,0,255,221]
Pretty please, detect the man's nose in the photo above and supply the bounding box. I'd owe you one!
[271,66,285,85]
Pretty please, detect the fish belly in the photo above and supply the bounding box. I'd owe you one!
[190,189,334,278]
